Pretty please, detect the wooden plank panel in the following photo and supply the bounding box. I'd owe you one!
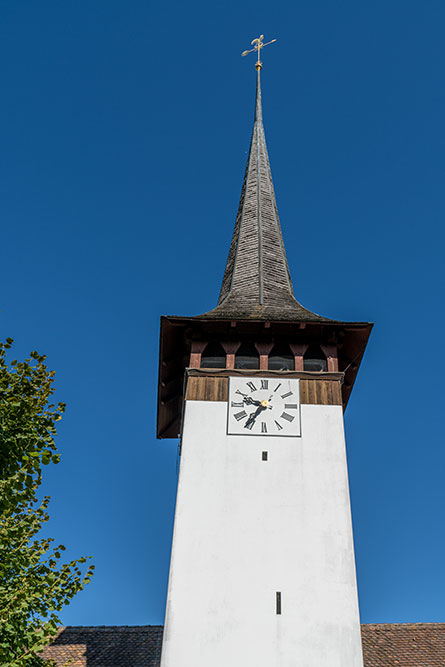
[205,377,213,400]
[303,379,342,406]
[185,377,196,400]
[186,376,228,401]
[319,380,328,405]
[308,380,317,405]
[325,382,333,405]
[186,376,340,405]
[217,378,229,401]
[195,378,204,400]
[300,379,342,406]
[330,381,342,405]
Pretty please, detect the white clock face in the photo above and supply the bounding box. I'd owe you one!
[227,377,301,436]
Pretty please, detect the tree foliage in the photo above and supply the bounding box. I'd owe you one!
[0,338,94,666]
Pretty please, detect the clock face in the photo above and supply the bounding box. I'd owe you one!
[227,377,301,436]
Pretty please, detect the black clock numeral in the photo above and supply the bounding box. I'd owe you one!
[260,379,269,390]
[246,381,257,393]
[231,401,244,408]
[274,420,283,431]
[274,383,282,392]
[284,403,299,410]
[244,419,255,430]
[234,410,247,422]
[281,391,293,399]
[261,422,267,433]
[236,389,247,397]
[281,412,295,423]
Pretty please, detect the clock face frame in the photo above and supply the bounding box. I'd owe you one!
[227,377,301,437]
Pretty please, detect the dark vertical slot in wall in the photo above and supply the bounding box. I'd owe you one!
[262,451,268,461]
[276,592,281,615]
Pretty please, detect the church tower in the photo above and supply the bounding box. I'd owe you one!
[157,45,372,667]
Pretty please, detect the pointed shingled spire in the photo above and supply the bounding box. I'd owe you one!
[200,69,330,322]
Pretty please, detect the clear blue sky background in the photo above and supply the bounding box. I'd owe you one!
[1,0,444,626]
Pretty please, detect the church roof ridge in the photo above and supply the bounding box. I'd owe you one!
[55,624,163,631]
[42,623,445,665]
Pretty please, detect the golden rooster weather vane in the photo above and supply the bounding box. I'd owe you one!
[242,35,277,70]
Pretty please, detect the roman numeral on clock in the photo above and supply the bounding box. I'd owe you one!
[274,383,282,392]
[281,412,295,423]
[284,404,299,410]
[246,381,257,392]
[281,391,293,399]
[234,410,247,421]
[275,420,283,431]
[260,379,269,390]
[261,422,267,433]
[231,401,244,408]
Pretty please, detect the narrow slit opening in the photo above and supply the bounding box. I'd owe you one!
[276,591,281,615]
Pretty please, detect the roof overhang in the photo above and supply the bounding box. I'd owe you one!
[157,315,373,439]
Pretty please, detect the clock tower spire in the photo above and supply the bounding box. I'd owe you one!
[207,57,325,322]
[158,44,372,667]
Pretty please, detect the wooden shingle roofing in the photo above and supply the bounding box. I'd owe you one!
[197,68,333,323]
[42,624,445,665]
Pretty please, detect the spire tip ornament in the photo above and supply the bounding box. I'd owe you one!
[241,34,276,70]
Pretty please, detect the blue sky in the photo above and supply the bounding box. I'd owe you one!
[1,0,444,626]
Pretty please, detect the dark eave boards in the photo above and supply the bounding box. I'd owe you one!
[157,316,372,439]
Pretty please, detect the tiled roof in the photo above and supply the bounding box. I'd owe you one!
[198,69,332,323]
[42,623,445,666]
[361,623,445,666]
[41,626,163,667]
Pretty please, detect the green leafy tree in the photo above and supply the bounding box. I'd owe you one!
[0,338,94,666]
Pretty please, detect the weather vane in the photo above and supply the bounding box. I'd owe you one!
[242,35,277,70]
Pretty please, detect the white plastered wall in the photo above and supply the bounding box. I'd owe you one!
[160,399,363,667]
